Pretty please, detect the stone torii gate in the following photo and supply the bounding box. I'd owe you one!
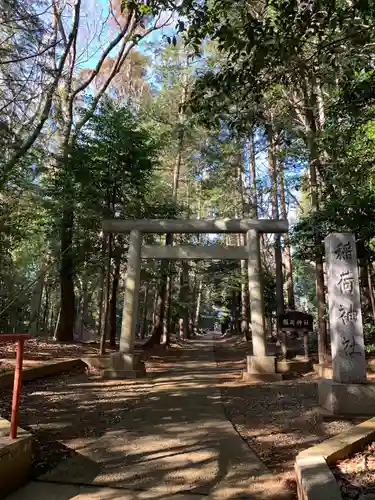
[102,218,288,380]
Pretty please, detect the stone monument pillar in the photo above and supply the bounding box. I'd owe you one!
[319,232,375,415]
[104,228,145,378]
[243,229,281,381]
[326,233,366,383]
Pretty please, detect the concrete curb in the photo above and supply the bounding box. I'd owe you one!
[295,455,341,500]
[0,418,32,496]
[0,359,87,389]
[295,416,375,500]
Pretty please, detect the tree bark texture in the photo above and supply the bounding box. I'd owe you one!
[109,248,121,347]
[56,207,75,341]
[267,124,284,322]
[99,234,112,354]
[278,162,295,310]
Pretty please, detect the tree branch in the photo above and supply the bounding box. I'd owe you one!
[71,8,135,99]
[0,39,61,65]
[53,0,68,48]
[73,13,172,138]
[0,0,82,188]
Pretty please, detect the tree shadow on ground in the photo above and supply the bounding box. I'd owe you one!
[0,336,354,500]
[213,337,361,475]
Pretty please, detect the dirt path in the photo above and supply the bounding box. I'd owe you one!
[7,335,292,500]
[2,334,358,499]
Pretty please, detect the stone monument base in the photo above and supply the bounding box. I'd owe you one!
[318,378,375,415]
[84,352,146,379]
[313,363,333,378]
[276,359,313,374]
[242,355,283,382]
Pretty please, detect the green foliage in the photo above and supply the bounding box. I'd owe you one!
[364,322,375,355]
[10,0,375,342]
[0,95,180,335]
[0,156,50,331]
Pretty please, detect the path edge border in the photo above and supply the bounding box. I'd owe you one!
[0,359,87,389]
[0,417,32,496]
[295,416,375,500]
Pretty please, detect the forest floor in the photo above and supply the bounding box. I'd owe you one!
[213,335,362,491]
[0,338,112,373]
[331,441,375,499]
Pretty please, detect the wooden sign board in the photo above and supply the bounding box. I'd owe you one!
[277,311,313,331]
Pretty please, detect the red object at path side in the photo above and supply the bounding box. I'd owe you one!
[0,334,30,439]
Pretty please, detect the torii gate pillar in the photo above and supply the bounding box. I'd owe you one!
[244,230,281,381]
[104,229,145,378]
[119,229,142,353]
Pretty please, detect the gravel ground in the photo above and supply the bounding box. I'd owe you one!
[332,442,375,499]
[213,339,357,495]
[0,368,151,478]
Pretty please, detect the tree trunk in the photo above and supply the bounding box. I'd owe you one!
[42,284,51,334]
[247,129,258,329]
[29,270,45,336]
[56,207,75,341]
[162,232,173,345]
[248,129,258,218]
[152,285,158,326]
[49,293,56,334]
[278,163,295,309]
[53,308,61,340]
[230,290,238,332]
[368,260,375,321]
[143,254,168,349]
[99,234,112,354]
[302,76,328,364]
[358,240,370,314]
[194,276,203,332]
[140,284,149,339]
[164,273,172,339]
[179,260,190,339]
[237,233,250,339]
[236,150,250,339]
[267,124,284,323]
[306,127,328,364]
[96,233,108,340]
[144,276,166,347]
[316,258,327,359]
[109,248,121,347]
[162,75,188,343]
[81,270,89,340]
[357,241,375,321]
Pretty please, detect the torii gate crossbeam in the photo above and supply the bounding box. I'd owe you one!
[101,218,289,381]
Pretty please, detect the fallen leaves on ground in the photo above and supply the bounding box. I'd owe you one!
[332,442,375,499]
[0,338,101,372]
[213,339,358,500]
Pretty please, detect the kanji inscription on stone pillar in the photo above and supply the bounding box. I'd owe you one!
[325,233,366,383]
